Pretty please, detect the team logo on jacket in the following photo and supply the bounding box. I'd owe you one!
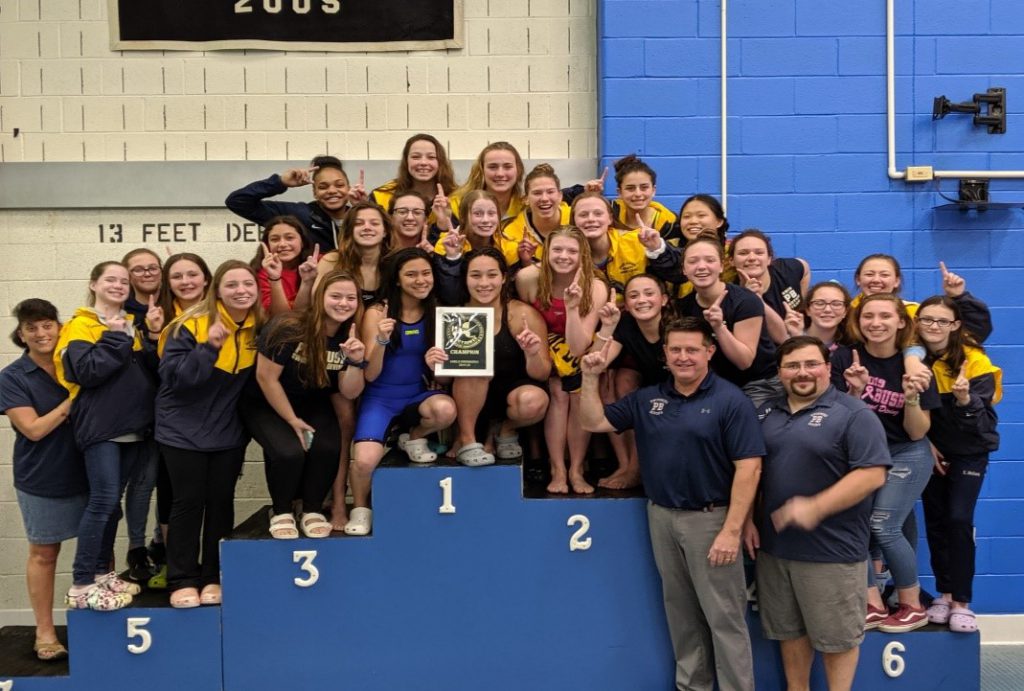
[649,398,668,415]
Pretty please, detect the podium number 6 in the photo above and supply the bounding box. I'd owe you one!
[882,641,906,678]
[293,550,319,587]
[127,617,152,654]
[567,514,592,551]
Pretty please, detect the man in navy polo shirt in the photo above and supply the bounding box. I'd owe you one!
[581,316,763,691]
[744,336,890,691]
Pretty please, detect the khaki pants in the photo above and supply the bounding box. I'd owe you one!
[647,502,754,691]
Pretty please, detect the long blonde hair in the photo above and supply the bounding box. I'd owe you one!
[454,141,525,202]
[171,260,264,338]
[537,226,596,315]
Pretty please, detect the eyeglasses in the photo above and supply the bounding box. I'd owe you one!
[392,208,426,217]
[129,265,161,276]
[779,360,827,373]
[918,317,956,328]
[807,299,845,310]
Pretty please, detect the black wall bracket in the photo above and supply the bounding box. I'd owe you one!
[932,87,1006,134]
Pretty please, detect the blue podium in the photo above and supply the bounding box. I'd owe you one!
[1,460,981,690]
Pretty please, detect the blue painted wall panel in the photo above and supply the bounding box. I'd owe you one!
[599,0,1024,611]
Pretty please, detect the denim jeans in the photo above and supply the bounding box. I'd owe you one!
[72,440,147,585]
[868,438,934,590]
[124,438,158,549]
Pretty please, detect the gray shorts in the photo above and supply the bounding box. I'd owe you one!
[16,489,87,545]
[756,551,867,653]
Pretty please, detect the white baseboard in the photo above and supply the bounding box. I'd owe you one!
[2,609,1019,643]
[978,615,1024,644]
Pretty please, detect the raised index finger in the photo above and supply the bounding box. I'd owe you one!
[359,168,365,187]
[350,323,356,340]
[851,349,861,367]
[959,361,968,378]
[312,243,321,262]
[940,261,950,277]
[598,166,609,183]
[609,287,617,304]
[436,183,444,198]
[573,267,583,285]
[147,293,155,307]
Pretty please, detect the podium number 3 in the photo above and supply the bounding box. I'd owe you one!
[127,617,152,654]
[882,641,906,678]
[293,550,319,587]
[567,514,592,551]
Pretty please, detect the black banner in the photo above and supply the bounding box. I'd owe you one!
[112,0,462,51]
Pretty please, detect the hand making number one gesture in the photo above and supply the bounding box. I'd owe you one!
[702,288,727,330]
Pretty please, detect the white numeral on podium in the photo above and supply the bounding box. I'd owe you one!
[126,617,152,654]
[438,476,456,514]
[882,641,906,678]
[567,514,592,551]
[0,680,13,690]
[293,550,319,587]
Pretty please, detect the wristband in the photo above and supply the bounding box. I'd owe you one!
[346,359,369,370]
[904,395,921,406]
[902,345,925,360]
[375,336,391,346]
[268,276,282,282]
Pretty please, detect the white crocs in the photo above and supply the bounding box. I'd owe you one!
[398,433,437,464]
[344,507,373,536]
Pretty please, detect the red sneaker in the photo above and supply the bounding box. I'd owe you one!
[878,604,928,633]
[865,605,889,630]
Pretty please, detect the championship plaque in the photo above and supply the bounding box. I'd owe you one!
[435,307,493,377]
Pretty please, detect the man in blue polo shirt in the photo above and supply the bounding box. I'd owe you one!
[744,336,890,691]
[580,317,763,691]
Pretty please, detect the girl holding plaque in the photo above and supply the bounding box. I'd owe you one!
[346,248,457,536]
[515,228,608,494]
[447,248,550,467]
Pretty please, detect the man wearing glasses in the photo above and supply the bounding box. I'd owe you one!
[744,336,891,691]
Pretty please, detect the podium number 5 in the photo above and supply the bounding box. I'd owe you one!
[293,550,319,587]
[882,641,906,678]
[567,514,592,551]
[127,617,152,654]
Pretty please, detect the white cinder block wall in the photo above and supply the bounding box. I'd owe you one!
[0,0,597,616]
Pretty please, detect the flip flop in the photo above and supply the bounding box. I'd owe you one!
[927,598,951,624]
[949,607,978,633]
[456,442,495,467]
[34,640,68,662]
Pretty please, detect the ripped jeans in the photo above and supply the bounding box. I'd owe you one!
[868,438,933,590]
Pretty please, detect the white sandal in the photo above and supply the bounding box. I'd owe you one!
[269,512,299,539]
[299,512,332,539]
[344,507,373,536]
[398,433,437,464]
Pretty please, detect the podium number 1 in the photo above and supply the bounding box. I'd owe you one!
[439,476,456,514]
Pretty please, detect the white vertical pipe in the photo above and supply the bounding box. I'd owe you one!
[721,0,728,212]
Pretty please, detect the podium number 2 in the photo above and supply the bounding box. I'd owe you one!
[126,617,152,654]
[293,550,319,587]
[439,476,456,514]
[882,641,906,678]
[567,514,592,551]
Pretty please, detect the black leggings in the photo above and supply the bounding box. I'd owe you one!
[242,396,341,516]
[155,448,173,526]
[161,444,245,591]
[922,453,988,604]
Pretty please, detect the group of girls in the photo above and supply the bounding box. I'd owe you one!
[2,137,999,659]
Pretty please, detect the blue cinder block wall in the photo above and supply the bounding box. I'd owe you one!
[598,0,1024,614]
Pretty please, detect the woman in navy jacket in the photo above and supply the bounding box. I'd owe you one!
[156,260,262,608]
[55,261,158,611]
